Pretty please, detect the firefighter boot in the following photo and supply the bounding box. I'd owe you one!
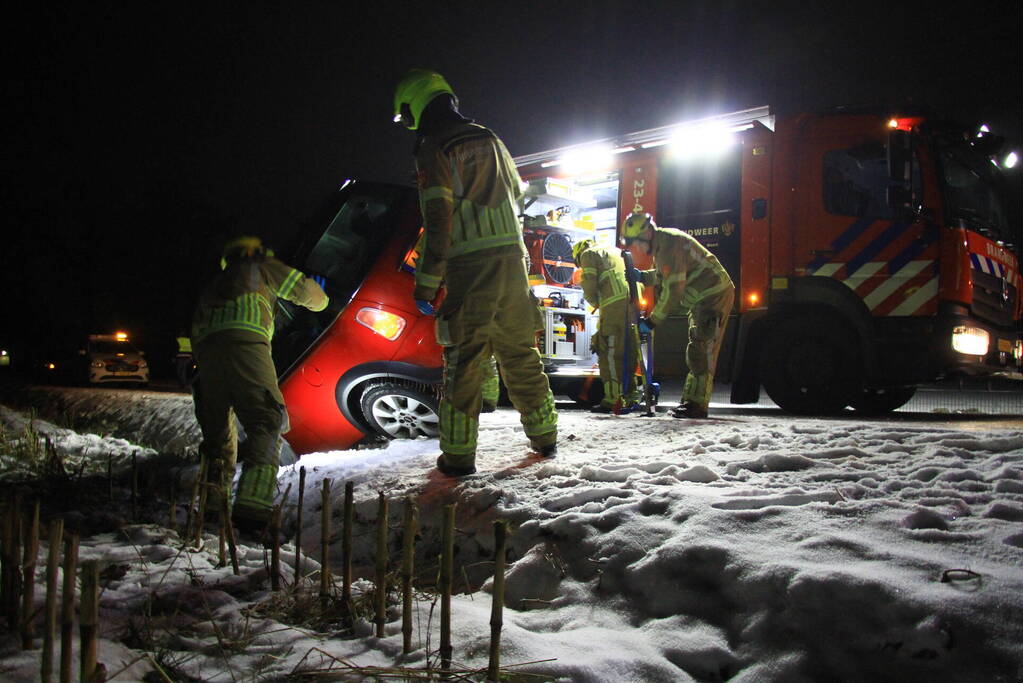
[232,463,278,534]
[669,401,709,419]
[436,454,477,477]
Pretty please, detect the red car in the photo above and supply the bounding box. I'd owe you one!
[273,180,601,456]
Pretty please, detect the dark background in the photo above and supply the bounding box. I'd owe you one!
[3,1,1022,375]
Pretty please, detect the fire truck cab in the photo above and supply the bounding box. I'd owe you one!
[514,106,1022,415]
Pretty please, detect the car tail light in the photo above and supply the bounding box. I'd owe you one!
[355,307,407,341]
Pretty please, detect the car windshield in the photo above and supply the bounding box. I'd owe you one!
[90,341,138,355]
[272,182,417,376]
[938,139,1012,241]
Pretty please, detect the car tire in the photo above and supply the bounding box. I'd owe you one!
[760,316,858,415]
[849,386,916,415]
[360,383,440,440]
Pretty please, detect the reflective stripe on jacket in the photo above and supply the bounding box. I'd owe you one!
[640,227,734,327]
[413,122,526,300]
[578,245,629,310]
[192,256,328,344]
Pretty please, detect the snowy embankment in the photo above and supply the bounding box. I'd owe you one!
[2,390,1023,681]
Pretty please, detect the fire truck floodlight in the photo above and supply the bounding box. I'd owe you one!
[555,144,614,174]
[952,326,989,356]
[1002,151,1018,169]
[668,124,737,159]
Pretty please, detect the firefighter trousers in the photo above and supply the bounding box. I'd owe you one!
[681,286,735,410]
[595,301,643,409]
[193,331,285,520]
[435,251,557,466]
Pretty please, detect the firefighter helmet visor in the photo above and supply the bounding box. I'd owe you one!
[392,69,457,131]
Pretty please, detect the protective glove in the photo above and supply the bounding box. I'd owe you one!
[638,317,655,335]
[415,299,436,316]
[627,266,642,283]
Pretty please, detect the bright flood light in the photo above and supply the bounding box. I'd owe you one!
[556,145,614,174]
[356,307,407,341]
[952,326,989,356]
[1003,151,1018,169]
[668,124,736,158]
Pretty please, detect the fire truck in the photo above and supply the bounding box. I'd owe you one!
[513,106,1022,415]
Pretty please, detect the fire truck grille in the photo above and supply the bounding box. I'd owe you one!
[971,268,1017,327]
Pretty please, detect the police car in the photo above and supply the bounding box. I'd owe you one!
[84,332,149,385]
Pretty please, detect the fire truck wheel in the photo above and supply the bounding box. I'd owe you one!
[360,383,440,440]
[849,386,916,415]
[760,317,858,415]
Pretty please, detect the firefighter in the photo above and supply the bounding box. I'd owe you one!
[572,238,643,413]
[393,68,558,476]
[191,236,328,531]
[174,331,194,388]
[620,212,735,419]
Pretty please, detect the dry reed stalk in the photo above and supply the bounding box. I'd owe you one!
[4,493,23,629]
[440,503,455,672]
[320,478,332,610]
[21,499,41,649]
[294,465,306,588]
[375,492,388,638]
[59,534,78,683]
[342,481,353,605]
[487,520,508,681]
[41,518,64,682]
[194,456,209,547]
[270,503,282,591]
[79,561,99,683]
[401,496,417,655]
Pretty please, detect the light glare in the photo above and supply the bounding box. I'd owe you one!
[557,145,614,174]
[668,124,736,158]
[952,326,989,356]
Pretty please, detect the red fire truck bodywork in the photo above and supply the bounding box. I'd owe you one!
[516,107,1022,414]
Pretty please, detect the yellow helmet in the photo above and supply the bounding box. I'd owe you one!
[620,212,656,242]
[571,238,594,264]
[220,236,270,269]
[392,68,457,131]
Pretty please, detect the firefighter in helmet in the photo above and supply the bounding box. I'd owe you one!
[572,238,644,413]
[191,236,328,532]
[393,68,557,476]
[620,212,734,419]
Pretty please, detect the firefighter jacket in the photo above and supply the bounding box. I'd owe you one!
[640,227,733,327]
[578,245,630,312]
[191,256,328,345]
[413,121,527,301]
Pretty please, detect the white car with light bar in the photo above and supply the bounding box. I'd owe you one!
[83,332,149,385]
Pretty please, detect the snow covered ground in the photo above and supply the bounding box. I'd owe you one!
[2,387,1023,681]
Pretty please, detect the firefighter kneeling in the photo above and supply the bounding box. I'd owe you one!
[572,238,644,413]
[191,236,328,533]
[620,212,735,419]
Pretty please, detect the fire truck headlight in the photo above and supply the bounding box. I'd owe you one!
[951,326,989,356]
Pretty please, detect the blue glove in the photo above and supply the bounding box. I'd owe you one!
[311,275,327,289]
[416,299,436,316]
[628,266,642,282]
[638,318,654,334]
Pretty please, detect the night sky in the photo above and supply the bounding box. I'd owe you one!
[4,2,1022,368]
